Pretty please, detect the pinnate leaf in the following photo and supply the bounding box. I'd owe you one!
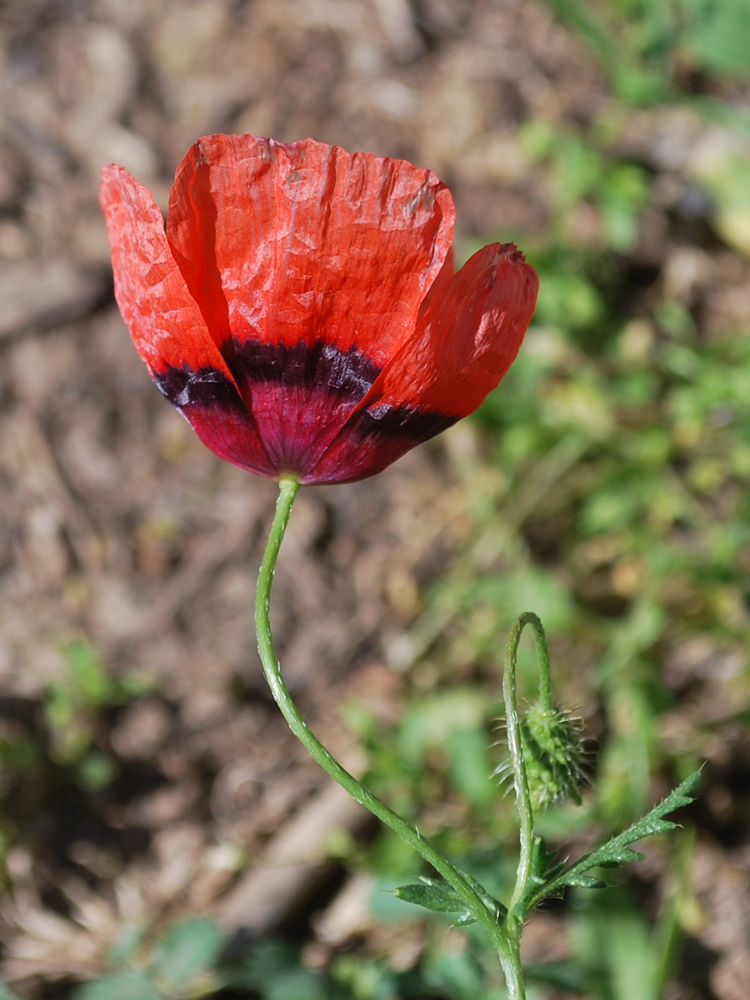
[394,878,470,914]
[394,873,506,927]
[524,771,700,914]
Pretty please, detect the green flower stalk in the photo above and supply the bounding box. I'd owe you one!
[254,483,699,999]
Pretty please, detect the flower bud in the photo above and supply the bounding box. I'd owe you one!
[497,702,587,811]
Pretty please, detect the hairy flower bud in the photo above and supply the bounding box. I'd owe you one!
[520,703,586,810]
[496,702,587,811]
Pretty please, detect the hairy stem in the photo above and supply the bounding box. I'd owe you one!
[255,478,506,953]
[504,612,546,917]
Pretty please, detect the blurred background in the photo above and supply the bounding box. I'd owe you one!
[1,0,750,997]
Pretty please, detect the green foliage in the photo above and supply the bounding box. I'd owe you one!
[570,883,686,1000]
[0,638,158,880]
[352,2,746,984]
[393,873,507,927]
[44,640,153,789]
[459,284,750,829]
[338,0,748,976]
[520,127,650,250]
[70,918,224,1000]
[682,0,750,77]
[523,772,700,913]
[151,918,224,995]
[549,0,750,104]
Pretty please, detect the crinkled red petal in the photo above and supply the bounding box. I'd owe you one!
[166,134,455,368]
[99,165,275,478]
[302,244,538,483]
[99,165,231,379]
[358,243,539,419]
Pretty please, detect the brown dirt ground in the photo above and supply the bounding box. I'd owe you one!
[1,1,749,997]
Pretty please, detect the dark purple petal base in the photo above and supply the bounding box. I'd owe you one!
[155,339,454,483]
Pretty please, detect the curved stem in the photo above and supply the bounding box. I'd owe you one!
[503,612,547,916]
[255,478,504,949]
[531,614,553,714]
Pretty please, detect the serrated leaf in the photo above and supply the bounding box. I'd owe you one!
[605,848,646,865]
[530,836,560,883]
[634,818,678,837]
[394,882,468,914]
[523,771,700,914]
[545,862,567,881]
[394,873,506,924]
[515,837,566,912]
[564,874,607,889]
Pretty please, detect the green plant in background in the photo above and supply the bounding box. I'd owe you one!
[548,0,750,103]
[470,258,750,819]
[44,640,153,791]
[67,917,223,1000]
[519,124,650,253]
[0,639,155,885]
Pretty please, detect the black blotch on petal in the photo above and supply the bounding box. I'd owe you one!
[154,365,245,412]
[361,403,456,443]
[228,338,382,399]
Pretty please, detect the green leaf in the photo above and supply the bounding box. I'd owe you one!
[393,879,471,915]
[524,771,701,914]
[446,726,495,807]
[229,940,335,999]
[0,983,24,1000]
[515,837,566,912]
[461,872,508,921]
[422,946,490,1000]
[64,641,112,709]
[529,836,562,886]
[573,889,661,1000]
[151,916,223,992]
[684,0,750,78]
[399,689,487,767]
[564,873,607,889]
[393,873,506,927]
[525,960,589,991]
[72,972,160,1000]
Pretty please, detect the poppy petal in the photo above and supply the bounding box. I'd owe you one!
[166,134,456,367]
[99,165,275,477]
[362,242,539,418]
[305,406,455,484]
[306,244,538,484]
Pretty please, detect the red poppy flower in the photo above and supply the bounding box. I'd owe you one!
[100,134,538,485]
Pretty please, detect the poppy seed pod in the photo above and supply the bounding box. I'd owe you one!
[100,134,539,484]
